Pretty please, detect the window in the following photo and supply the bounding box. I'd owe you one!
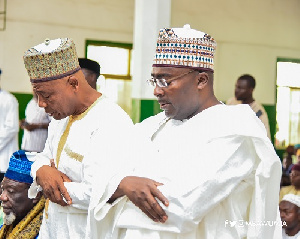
[85,40,133,116]
[275,59,300,148]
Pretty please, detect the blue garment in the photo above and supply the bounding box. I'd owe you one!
[282,163,294,176]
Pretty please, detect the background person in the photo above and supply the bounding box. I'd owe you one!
[78,58,100,90]
[0,150,45,238]
[88,25,282,239]
[280,164,300,201]
[0,68,19,182]
[23,38,133,238]
[296,149,300,164]
[282,154,294,176]
[226,74,271,139]
[20,91,51,152]
[279,194,300,238]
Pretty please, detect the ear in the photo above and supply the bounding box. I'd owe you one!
[67,75,79,90]
[197,72,209,90]
[32,191,42,204]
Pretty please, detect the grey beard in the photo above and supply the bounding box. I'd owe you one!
[3,212,16,225]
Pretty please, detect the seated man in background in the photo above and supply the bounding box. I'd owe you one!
[279,194,300,238]
[0,150,45,238]
[281,174,291,188]
[282,154,294,176]
[280,164,300,201]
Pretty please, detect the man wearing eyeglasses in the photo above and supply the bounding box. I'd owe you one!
[89,25,282,239]
[280,164,300,201]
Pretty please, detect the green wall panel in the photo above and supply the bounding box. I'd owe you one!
[11,92,33,149]
[263,104,283,159]
[132,98,161,123]
[263,104,276,144]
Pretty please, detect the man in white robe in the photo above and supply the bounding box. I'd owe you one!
[88,25,282,239]
[23,38,133,238]
[20,92,51,152]
[0,68,19,181]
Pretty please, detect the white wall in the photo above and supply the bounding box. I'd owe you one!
[171,0,300,104]
[0,0,135,93]
[0,0,299,104]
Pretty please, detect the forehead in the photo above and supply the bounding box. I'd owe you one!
[236,79,250,88]
[1,177,28,190]
[31,79,62,92]
[152,66,186,76]
[279,200,298,210]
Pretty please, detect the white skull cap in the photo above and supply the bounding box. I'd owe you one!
[282,194,300,207]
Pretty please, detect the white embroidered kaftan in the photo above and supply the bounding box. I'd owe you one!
[28,96,133,239]
[90,104,282,239]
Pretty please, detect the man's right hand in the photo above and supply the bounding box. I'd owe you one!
[111,176,169,223]
[36,165,72,206]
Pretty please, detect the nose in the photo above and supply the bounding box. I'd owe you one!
[279,211,285,220]
[0,190,8,202]
[37,95,47,108]
[153,85,164,97]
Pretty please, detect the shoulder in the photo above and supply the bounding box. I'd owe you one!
[204,103,257,124]
[251,101,268,114]
[0,90,18,105]
[136,112,166,127]
[198,104,269,139]
[92,96,133,125]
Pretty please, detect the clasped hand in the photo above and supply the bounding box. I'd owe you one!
[115,176,169,223]
[36,162,72,206]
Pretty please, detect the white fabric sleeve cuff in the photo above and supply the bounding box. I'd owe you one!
[28,154,51,199]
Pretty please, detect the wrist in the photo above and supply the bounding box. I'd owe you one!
[107,177,126,204]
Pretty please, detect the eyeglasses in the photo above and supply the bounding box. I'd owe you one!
[147,70,196,88]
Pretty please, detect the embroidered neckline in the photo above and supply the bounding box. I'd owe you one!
[55,96,102,166]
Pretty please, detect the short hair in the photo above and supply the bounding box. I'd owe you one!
[78,58,100,79]
[238,74,256,89]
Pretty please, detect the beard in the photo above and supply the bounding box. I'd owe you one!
[3,212,16,225]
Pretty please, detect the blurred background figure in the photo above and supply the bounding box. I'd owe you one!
[279,194,300,238]
[20,91,51,153]
[282,154,294,177]
[280,164,300,201]
[78,58,100,90]
[285,145,297,164]
[227,74,271,139]
[281,174,291,188]
[296,148,300,165]
[0,150,45,238]
[0,68,19,182]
